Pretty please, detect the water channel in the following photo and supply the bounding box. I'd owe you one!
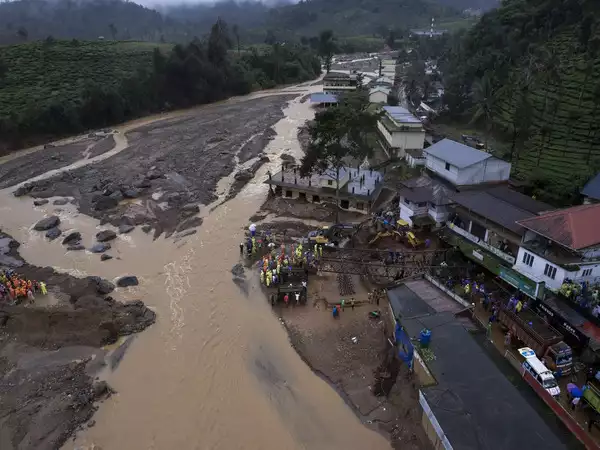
[0,82,391,450]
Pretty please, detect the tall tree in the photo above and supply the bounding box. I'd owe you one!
[470,73,497,149]
[300,90,380,221]
[232,24,241,56]
[208,18,232,66]
[318,30,336,73]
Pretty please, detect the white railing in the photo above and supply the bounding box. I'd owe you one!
[447,222,516,265]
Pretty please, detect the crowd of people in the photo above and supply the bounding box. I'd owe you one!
[0,269,47,304]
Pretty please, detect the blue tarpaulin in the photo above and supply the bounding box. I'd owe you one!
[310,93,339,104]
[395,323,414,368]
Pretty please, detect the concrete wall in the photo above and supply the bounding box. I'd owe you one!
[513,246,600,291]
[370,91,388,104]
[406,154,426,168]
[279,187,369,214]
[377,121,425,156]
[428,205,450,225]
[426,155,511,186]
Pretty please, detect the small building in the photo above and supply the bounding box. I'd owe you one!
[376,106,425,159]
[444,186,554,299]
[386,280,566,450]
[369,86,390,104]
[405,148,426,168]
[322,72,358,96]
[424,139,511,186]
[582,172,600,204]
[264,165,383,214]
[513,204,600,291]
[309,92,338,107]
[398,174,454,228]
[380,58,397,79]
[372,76,394,88]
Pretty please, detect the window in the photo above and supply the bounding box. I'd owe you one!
[544,263,557,280]
[327,180,333,186]
[522,252,534,267]
[445,162,451,171]
[285,190,293,198]
[582,268,593,277]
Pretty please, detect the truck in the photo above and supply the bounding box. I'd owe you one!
[498,306,573,374]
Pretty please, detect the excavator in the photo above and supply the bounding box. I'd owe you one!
[368,229,423,248]
[307,223,357,246]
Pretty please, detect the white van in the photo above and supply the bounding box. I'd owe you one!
[519,347,561,398]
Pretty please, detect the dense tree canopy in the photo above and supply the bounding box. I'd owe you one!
[0,20,321,153]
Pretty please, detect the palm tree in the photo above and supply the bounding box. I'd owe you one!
[470,72,497,149]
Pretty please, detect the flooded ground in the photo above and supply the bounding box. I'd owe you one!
[0,82,391,449]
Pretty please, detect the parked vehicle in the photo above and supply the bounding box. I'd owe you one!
[519,347,561,398]
[499,307,573,374]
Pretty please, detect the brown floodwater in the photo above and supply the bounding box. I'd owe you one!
[0,82,391,450]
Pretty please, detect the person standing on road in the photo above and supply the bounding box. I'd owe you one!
[351,297,355,310]
[240,243,244,256]
[284,293,289,307]
[295,292,300,305]
[341,299,345,311]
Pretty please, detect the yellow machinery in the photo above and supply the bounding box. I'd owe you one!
[369,230,404,245]
[307,224,355,246]
[407,232,423,248]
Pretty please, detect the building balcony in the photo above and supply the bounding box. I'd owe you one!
[447,222,516,265]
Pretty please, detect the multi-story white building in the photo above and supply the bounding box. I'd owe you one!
[322,72,358,96]
[423,139,511,186]
[376,106,425,158]
[513,204,600,291]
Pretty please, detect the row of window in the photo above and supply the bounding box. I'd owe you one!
[522,251,595,280]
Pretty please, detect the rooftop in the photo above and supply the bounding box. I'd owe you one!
[310,93,339,104]
[265,165,383,200]
[387,281,567,450]
[451,187,553,235]
[323,71,357,81]
[517,203,600,251]
[424,138,492,169]
[382,106,422,124]
[398,174,455,206]
[582,172,600,200]
[369,86,390,95]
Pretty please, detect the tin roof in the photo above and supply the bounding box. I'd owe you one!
[517,203,600,251]
[424,138,492,168]
[382,106,421,124]
[582,173,600,200]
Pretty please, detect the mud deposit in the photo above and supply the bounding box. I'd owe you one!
[0,231,155,450]
[15,95,295,236]
[0,136,115,190]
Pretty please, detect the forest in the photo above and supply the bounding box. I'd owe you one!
[0,19,321,153]
[0,0,463,46]
[440,0,600,205]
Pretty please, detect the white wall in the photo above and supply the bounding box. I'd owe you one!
[428,204,450,224]
[406,154,426,168]
[455,158,511,185]
[513,247,571,291]
[370,91,388,104]
[426,155,459,184]
[399,203,415,226]
[318,171,349,189]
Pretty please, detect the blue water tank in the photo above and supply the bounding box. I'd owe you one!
[420,329,432,348]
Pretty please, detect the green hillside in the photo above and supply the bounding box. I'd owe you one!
[0,40,172,121]
[441,0,600,205]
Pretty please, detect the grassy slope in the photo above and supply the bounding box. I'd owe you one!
[494,31,600,189]
[0,40,172,120]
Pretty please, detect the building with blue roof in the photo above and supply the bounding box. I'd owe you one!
[376,105,425,158]
[582,172,600,204]
[309,92,339,107]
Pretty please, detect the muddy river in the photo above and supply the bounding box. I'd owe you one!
[0,83,390,449]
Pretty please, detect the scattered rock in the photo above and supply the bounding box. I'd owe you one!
[117,276,139,288]
[280,153,296,162]
[259,155,270,163]
[67,244,86,251]
[182,203,200,214]
[234,169,253,181]
[45,227,62,240]
[33,199,49,206]
[88,420,96,428]
[141,224,152,234]
[34,215,60,231]
[231,263,245,277]
[90,243,111,253]
[96,230,117,242]
[92,196,118,211]
[146,170,162,180]
[101,254,113,261]
[92,381,110,397]
[134,179,151,189]
[96,279,115,295]
[109,190,124,202]
[62,231,81,245]
[122,188,140,199]
[53,198,69,205]
[118,224,135,234]
[13,184,31,197]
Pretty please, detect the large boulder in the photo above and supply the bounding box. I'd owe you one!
[33,199,49,206]
[122,188,140,199]
[118,224,135,234]
[34,216,60,231]
[92,196,118,211]
[101,254,113,261]
[62,231,81,245]
[96,230,117,242]
[96,279,115,295]
[53,198,69,205]
[141,224,152,234]
[90,243,111,253]
[67,244,86,251]
[109,190,124,203]
[117,276,139,288]
[45,227,62,240]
